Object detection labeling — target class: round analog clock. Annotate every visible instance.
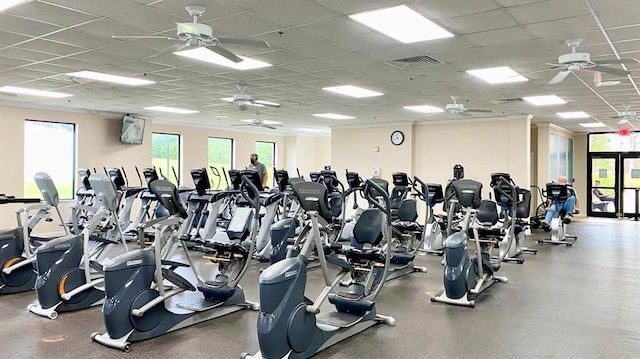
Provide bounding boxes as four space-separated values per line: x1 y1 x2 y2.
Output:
390 130 404 146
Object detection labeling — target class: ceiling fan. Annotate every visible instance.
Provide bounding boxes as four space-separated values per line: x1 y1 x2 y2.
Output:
608 106 639 124
528 39 636 85
111 5 270 63
445 96 493 117
230 112 282 130
223 82 281 110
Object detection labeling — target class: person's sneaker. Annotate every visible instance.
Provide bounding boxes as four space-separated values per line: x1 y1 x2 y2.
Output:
563 217 572 225
541 221 551 232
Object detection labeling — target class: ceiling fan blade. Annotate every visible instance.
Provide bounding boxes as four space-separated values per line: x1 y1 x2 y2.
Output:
254 100 281 108
548 70 571 84
112 35 175 40
520 68 561 76
592 65 630 77
216 37 270 49
545 63 565 67
597 58 639 65
230 124 250 127
262 125 277 130
466 109 493 113
206 45 243 63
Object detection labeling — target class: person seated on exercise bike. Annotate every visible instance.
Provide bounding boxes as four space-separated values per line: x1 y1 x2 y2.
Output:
540 175 579 231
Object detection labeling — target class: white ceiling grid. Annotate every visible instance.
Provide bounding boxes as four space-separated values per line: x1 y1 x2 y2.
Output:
0 0 637 133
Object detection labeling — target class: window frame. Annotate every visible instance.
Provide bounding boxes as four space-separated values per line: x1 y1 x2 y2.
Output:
151 132 182 184
207 136 235 190
255 141 276 187
24 119 77 200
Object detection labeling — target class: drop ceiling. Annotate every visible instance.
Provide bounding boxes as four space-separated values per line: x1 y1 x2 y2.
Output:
0 0 639 134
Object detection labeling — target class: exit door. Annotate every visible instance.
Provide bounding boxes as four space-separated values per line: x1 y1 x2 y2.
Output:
588 153 640 218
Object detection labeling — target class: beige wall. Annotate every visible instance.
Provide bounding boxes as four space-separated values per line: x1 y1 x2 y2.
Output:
315 136 331 171
331 119 531 217
0 105 151 230
331 124 413 182
413 118 531 199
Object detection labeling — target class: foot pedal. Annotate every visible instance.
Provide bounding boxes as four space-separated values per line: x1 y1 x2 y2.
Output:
89 260 104 274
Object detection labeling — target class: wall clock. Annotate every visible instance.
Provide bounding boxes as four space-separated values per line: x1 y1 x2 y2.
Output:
391 130 404 146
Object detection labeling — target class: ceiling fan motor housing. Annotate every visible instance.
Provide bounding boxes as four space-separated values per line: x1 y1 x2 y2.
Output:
445 103 464 113
558 52 591 64
177 23 213 41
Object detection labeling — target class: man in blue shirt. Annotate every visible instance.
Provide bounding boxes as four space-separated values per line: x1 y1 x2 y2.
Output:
541 175 580 231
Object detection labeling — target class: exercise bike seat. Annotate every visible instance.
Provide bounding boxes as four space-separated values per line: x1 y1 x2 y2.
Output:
161 268 196 291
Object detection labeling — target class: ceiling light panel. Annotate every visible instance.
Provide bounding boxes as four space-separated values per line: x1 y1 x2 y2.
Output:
579 122 607 128
349 5 454 43
557 111 590 119
174 47 271 70
0 0 30 13
466 66 528 84
403 105 444 113
66 71 155 86
322 85 383 98
313 113 356 120
144 106 199 114
0 86 72 98
522 95 567 106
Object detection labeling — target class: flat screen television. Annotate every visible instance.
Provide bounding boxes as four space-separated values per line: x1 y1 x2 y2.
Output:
120 115 145 145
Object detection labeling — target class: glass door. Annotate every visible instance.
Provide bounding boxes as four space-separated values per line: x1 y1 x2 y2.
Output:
621 154 640 219
588 155 618 217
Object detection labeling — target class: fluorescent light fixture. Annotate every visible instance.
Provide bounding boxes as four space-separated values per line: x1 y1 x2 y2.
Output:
295 128 325 133
0 0 30 12
579 122 607 128
557 111 590 119
403 104 444 114
466 66 528 84
313 113 356 120
241 119 281 125
254 100 281 107
220 97 234 102
144 106 199 114
66 70 155 86
0 86 72 98
522 95 567 106
349 5 454 43
322 85 383 98
174 47 271 70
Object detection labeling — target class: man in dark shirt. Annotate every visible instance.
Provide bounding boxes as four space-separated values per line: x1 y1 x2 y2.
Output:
248 153 268 188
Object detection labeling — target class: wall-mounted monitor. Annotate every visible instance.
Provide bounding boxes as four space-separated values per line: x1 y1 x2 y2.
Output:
120 115 145 145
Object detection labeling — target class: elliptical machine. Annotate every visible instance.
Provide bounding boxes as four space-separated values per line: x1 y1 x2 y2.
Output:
242 179 395 359
489 173 537 263
537 183 578 247
91 175 261 352
0 173 66 294
27 174 129 319
419 181 446 256
430 178 515 308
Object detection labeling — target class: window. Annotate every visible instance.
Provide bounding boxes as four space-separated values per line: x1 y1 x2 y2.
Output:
152 133 181 185
208 137 234 190
255 141 276 187
549 132 573 182
24 120 76 199
589 132 640 152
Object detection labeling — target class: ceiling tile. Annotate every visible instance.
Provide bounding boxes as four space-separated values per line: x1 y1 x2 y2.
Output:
0 17 59 44
1 47 57 62
202 12 282 38
412 0 500 20
43 29 120 50
525 15 598 38
252 0 339 27
6 1 98 27
41 0 144 17
311 0 407 15
464 26 534 46
111 5 181 32
19 39 86 56
438 9 518 34
151 1 243 19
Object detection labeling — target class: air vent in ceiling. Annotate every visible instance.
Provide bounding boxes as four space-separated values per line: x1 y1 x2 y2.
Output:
490 98 524 105
391 54 442 65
